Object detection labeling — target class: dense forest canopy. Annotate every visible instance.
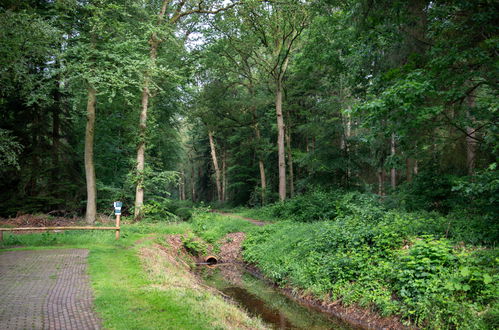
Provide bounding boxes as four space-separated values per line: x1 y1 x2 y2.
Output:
0 0 497 222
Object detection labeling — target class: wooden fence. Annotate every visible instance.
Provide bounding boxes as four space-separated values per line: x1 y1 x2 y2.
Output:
0 215 121 241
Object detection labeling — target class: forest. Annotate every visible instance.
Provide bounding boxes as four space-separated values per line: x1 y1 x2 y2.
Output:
0 0 498 328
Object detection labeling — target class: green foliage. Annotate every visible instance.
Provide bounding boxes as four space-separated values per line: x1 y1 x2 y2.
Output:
248 189 385 223
141 198 178 223
175 207 193 221
451 164 499 222
190 212 256 244
181 232 207 256
0 129 22 171
243 217 498 328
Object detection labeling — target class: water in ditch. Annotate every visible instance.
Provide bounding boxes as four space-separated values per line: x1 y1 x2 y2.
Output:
197 264 354 330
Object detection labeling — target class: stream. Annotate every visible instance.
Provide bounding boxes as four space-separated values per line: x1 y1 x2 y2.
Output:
196 264 354 330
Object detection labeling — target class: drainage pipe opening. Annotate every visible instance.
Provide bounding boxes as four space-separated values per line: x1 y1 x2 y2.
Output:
205 256 218 266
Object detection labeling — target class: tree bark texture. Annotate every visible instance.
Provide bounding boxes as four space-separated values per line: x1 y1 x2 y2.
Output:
466 93 478 176
84 86 97 224
134 79 150 220
208 131 222 202
276 81 286 201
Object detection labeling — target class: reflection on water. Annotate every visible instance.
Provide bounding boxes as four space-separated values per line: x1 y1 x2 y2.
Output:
198 265 352 330
222 286 297 329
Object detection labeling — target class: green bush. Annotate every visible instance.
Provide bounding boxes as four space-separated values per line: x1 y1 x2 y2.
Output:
248 190 384 223
141 199 178 222
140 198 195 222
175 207 193 221
181 233 207 256
242 216 498 328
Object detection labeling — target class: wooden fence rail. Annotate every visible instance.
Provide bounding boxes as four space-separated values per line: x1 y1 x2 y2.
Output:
0 215 121 241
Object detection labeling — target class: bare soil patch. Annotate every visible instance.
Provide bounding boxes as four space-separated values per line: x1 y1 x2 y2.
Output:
0 214 80 228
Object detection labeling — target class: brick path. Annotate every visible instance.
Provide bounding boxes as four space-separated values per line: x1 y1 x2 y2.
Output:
0 249 101 329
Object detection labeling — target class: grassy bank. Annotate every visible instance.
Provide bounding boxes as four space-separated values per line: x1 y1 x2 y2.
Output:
0 220 265 329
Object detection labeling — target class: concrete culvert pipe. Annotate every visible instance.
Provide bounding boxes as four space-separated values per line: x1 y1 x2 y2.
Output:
205 256 218 266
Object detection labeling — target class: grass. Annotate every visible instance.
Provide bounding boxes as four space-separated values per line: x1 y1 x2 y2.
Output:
190 212 258 243
0 220 266 329
223 208 277 223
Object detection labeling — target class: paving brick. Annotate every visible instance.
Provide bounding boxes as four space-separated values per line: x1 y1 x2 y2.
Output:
0 249 101 329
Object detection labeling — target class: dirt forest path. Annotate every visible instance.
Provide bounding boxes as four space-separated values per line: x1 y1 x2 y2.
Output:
0 249 101 330
211 211 269 226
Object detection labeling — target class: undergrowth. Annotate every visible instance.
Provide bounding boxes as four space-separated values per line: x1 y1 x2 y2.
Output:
235 190 499 329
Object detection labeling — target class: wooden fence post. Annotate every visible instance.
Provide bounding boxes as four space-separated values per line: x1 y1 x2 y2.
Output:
115 214 120 240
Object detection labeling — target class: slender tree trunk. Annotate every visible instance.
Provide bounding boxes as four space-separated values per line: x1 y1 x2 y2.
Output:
378 168 386 196
276 80 286 201
255 137 266 202
134 79 150 220
179 171 185 201
134 0 168 221
84 86 97 224
191 165 196 202
390 133 397 189
406 158 413 183
208 131 222 202
182 172 186 201
252 111 267 204
466 93 477 176
414 160 419 176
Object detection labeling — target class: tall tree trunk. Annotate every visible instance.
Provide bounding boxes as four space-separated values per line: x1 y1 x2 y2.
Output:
276 80 286 201
134 0 168 221
414 160 419 176
84 86 97 224
253 111 267 204
378 168 386 196
182 172 186 201
390 133 397 189
466 93 477 176
191 165 196 202
250 109 267 205
208 131 222 202
179 171 186 201
134 79 150 220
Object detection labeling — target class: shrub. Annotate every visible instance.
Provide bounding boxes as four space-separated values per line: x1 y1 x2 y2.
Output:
181 233 207 256
175 207 193 221
250 189 384 223
242 218 498 328
141 199 178 222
